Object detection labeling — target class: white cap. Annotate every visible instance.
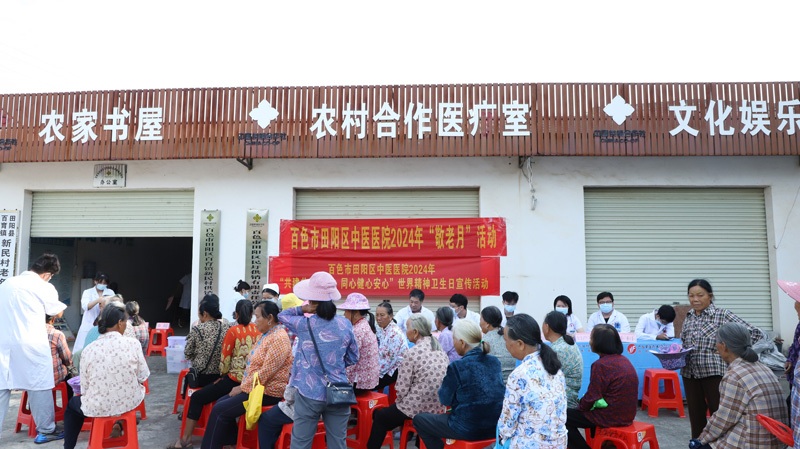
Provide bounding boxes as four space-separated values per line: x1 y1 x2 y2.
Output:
262 283 280 295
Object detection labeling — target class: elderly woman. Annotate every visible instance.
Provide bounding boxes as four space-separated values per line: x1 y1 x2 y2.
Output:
171 295 231 448
339 293 380 393
566 324 638 449
682 279 766 438
435 306 460 363
688 323 788 449
499 314 567 448
279 272 358 449
479 306 515 382
123 300 149 352
413 320 505 449
374 301 408 392
367 314 449 449
63 302 150 449
201 301 292 449
543 310 583 408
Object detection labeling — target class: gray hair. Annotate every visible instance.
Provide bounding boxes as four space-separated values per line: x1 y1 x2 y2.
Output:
453 320 489 354
408 314 441 351
716 322 758 362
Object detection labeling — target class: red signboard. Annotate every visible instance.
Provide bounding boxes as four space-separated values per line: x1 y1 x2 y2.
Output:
269 256 500 296
279 218 506 258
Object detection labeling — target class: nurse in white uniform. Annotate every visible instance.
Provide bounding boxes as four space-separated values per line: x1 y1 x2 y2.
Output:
0 254 67 442
221 279 250 323
73 272 115 353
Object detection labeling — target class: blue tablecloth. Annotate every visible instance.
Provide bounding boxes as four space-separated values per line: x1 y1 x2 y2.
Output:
576 339 685 400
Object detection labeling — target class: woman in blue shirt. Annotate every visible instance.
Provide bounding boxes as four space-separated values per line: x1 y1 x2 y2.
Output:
413 320 505 449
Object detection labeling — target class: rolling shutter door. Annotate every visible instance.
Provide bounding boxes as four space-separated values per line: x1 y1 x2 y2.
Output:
31 190 194 237
295 189 480 312
584 188 772 330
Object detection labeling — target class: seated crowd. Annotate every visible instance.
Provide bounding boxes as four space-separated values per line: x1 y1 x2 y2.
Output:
4 255 793 449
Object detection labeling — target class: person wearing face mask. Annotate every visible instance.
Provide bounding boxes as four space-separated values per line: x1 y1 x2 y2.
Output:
554 295 584 335
221 280 250 324
261 283 280 307
73 272 116 354
635 305 676 340
586 292 630 333
448 294 481 326
499 291 518 327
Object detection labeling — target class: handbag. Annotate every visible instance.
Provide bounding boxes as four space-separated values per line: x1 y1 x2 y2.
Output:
306 319 357 406
184 321 224 394
242 375 264 430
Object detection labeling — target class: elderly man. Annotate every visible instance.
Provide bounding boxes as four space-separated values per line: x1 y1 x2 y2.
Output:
0 254 66 443
395 289 436 333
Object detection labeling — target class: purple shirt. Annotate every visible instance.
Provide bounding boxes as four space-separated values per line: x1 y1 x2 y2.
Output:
279 307 359 402
438 327 461 363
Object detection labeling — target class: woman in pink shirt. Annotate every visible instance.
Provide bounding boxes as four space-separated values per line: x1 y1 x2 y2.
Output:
339 293 380 393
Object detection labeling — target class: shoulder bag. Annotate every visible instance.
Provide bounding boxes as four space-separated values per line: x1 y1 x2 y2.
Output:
306 318 357 406
185 321 224 393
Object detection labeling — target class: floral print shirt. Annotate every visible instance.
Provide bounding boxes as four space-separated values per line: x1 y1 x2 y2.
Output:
551 337 583 408
499 351 567 449
220 323 259 383
376 322 407 377
80 332 150 417
395 336 449 418
242 326 293 397
346 317 380 390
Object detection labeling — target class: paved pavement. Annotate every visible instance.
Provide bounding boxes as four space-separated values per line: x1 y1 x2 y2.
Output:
1 354 789 449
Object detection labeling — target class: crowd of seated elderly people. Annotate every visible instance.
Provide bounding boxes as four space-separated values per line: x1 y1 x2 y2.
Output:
6 259 794 449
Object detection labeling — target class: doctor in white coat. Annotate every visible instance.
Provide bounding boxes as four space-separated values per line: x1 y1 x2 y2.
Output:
0 253 67 442
72 272 115 353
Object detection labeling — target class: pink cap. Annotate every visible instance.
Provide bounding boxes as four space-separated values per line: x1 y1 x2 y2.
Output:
778 280 800 303
337 293 370 310
293 271 341 302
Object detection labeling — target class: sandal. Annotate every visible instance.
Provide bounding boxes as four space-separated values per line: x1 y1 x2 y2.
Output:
167 440 193 449
109 421 124 439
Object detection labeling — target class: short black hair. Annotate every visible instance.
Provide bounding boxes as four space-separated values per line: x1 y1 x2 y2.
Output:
596 292 614 303
657 305 676 323
199 294 222 319
591 324 623 355
409 289 425 301
30 253 60 275
449 294 468 308
234 280 251 292
554 295 573 315
501 291 519 304
255 300 280 323
315 301 337 320
94 272 110 283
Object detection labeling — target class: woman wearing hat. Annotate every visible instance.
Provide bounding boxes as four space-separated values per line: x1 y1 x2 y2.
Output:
261 283 281 306
278 272 358 449
691 323 788 449
777 279 800 445
339 293 380 393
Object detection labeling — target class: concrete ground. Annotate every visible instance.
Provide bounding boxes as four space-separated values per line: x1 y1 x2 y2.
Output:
1 355 790 449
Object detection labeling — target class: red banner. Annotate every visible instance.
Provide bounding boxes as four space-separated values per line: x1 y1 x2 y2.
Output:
269 256 500 296
279 218 506 258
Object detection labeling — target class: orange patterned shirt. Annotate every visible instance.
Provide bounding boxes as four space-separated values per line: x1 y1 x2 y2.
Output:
241 326 293 398
220 323 259 383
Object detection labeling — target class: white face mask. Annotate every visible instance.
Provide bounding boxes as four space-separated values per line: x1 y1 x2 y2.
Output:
555 306 569 315
96 284 107 291
504 304 517 314
599 303 613 314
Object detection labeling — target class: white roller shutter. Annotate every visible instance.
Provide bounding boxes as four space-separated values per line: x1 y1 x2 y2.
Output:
31 190 194 237
584 188 772 330
295 189 479 219
295 189 481 311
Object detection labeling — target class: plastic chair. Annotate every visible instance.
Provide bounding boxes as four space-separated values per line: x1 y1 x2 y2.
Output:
15 382 70 438
147 327 172 356
235 405 274 449
756 414 793 447
275 421 327 449
443 438 496 449
584 421 659 449
173 368 190 414
180 388 215 437
144 379 150 395
87 409 139 449
347 391 389 449
641 368 685 418
398 419 427 449
133 398 147 420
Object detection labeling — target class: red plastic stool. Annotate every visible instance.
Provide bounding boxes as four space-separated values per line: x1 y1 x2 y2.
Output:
15 383 70 438
53 381 69 423
641 369 685 418
584 421 659 449
235 405 274 449
180 388 215 438
399 419 427 449
87 409 139 449
757 414 793 447
173 368 190 414
146 327 172 356
347 391 389 449
275 421 327 449
443 438 496 449
144 379 150 395
133 398 147 420
388 383 397 404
